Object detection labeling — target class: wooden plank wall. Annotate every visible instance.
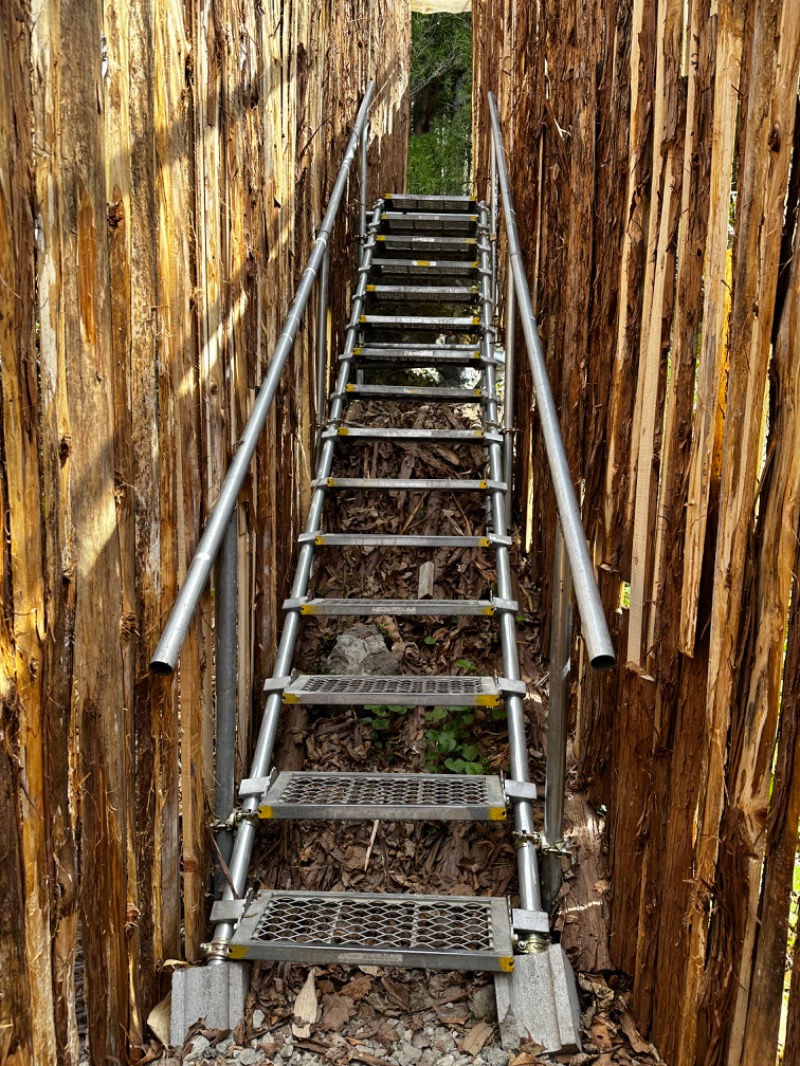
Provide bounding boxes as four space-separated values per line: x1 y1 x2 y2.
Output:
473 0 800 1062
0 2 410 1063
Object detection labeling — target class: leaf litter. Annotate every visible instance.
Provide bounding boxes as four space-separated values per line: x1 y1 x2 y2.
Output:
149 400 663 1065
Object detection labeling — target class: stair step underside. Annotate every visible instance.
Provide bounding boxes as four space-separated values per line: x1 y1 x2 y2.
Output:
381 211 478 234
371 258 478 275
343 384 483 402
312 477 505 492
384 193 477 213
299 533 509 548
375 235 477 256
323 426 499 443
347 349 487 367
278 674 504 707
360 314 480 330
228 890 515 971
255 771 507 821
366 284 477 301
284 597 515 617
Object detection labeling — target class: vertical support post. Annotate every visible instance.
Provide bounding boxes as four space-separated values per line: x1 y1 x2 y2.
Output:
214 509 238 897
315 244 330 434
360 121 369 245
542 519 571 912
503 249 516 528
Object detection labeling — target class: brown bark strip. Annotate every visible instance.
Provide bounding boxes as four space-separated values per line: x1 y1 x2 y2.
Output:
680 1 800 1061
678 0 745 657
0 4 56 1061
740 545 800 1064
58 0 130 1055
626 0 684 668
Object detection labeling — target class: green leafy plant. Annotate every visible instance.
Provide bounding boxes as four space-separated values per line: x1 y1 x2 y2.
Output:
425 706 486 774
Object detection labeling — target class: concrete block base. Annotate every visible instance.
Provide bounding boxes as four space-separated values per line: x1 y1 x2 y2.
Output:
494 945 582 1053
170 961 249 1046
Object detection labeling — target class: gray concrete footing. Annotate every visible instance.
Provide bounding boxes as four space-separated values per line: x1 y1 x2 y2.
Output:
494 944 582 1053
170 961 249 1046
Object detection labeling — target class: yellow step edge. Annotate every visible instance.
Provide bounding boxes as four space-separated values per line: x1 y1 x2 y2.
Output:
489 807 507 822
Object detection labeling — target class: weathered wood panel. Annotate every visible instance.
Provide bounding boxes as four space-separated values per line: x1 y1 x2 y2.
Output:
3 2 410 1060
474 0 800 1059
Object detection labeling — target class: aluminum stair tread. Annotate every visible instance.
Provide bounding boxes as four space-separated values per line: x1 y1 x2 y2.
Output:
366 284 477 300
384 193 477 213
300 533 509 548
371 258 478 275
228 889 514 971
313 477 505 492
255 770 507 821
278 673 503 706
323 426 499 443
285 597 513 617
348 349 486 367
343 384 483 401
360 314 480 329
375 235 478 255
381 211 478 234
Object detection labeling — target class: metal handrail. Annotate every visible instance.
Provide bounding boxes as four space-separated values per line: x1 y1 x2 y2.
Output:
488 92 615 672
151 81 376 676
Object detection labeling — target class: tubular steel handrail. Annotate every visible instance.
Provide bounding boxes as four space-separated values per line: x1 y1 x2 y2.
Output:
150 80 376 676
487 92 615 673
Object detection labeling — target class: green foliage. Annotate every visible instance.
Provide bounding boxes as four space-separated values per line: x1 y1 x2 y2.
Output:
407 12 472 196
425 705 485 774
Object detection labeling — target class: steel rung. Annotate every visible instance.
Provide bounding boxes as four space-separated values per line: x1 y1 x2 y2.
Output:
228 890 514 971
283 596 504 617
322 427 502 444
311 477 506 492
341 384 483 402
256 771 507 822
277 673 503 707
298 532 510 548
360 314 480 329
366 284 477 300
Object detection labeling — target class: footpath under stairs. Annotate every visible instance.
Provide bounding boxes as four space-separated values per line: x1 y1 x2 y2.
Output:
200 193 582 1052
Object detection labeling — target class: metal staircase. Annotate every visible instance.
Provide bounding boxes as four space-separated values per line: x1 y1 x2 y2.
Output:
153 84 615 1054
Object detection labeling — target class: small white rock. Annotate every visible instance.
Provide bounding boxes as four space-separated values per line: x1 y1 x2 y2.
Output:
252 1008 266 1030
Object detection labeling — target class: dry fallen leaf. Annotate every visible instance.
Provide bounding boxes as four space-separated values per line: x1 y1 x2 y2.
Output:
320 992 354 1031
292 969 318 1039
620 1008 652 1053
145 992 171 1045
459 1021 494 1057
590 1015 615 1051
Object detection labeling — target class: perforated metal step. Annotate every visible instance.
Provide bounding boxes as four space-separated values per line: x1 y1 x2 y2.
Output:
279 674 503 707
348 347 486 367
228 890 514 971
375 235 477 257
372 258 478 276
384 193 477 213
299 533 509 549
284 596 515 617
342 383 483 402
360 313 480 330
313 477 505 493
381 211 478 234
323 426 500 444
367 284 477 303
254 771 507 821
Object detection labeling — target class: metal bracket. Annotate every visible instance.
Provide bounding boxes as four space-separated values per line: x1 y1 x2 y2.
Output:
238 769 277 799
263 674 293 693
283 597 308 612
209 897 248 924
497 677 527 702
491 597 519 614
512 908 550 937
208 808 259 832
504 779 538 802
489 534 513 548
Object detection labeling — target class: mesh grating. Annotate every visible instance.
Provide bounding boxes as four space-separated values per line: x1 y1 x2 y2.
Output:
252 895 496 953
278 773 492 808
300 675 488 696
